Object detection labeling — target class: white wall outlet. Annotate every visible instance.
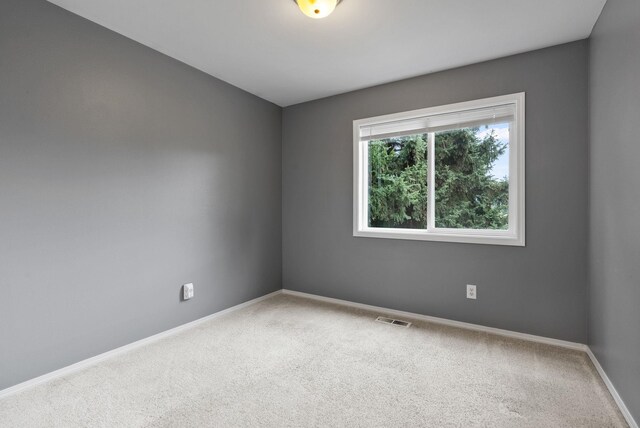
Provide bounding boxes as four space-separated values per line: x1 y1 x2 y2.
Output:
466 284 477 300
183 283 194 300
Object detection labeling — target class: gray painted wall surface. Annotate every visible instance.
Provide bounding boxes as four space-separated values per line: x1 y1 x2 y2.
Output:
283 42 589 343
589 0 640 420
0 0 282 389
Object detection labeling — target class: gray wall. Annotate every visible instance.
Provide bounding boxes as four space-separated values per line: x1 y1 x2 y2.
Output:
0 0 282 390
589 0 640 420
283 41 589 343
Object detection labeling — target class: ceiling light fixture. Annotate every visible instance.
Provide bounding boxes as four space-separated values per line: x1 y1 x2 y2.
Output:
294 0 342 19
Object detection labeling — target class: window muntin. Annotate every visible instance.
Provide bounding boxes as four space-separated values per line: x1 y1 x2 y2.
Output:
354 93 525 246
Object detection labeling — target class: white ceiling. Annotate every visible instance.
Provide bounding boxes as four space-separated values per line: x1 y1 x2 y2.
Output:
48 0 606 107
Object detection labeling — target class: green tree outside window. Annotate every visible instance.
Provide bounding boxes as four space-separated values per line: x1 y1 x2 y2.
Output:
368 127 509 230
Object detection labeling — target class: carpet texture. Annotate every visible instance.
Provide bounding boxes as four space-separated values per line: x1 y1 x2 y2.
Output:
0 294 627 427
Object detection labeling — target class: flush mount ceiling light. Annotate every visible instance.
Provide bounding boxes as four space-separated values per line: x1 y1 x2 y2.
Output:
294 0 342 19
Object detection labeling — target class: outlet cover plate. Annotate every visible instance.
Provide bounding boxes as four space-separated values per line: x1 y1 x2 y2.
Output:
183 283 194 300
467 284 477 300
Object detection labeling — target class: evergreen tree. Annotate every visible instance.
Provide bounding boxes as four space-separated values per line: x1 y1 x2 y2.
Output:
368 127 508 230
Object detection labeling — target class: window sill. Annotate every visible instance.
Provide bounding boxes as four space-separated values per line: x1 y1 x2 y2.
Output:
353 228 525 246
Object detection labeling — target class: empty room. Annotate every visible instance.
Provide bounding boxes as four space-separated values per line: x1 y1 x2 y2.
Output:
1 0 639 426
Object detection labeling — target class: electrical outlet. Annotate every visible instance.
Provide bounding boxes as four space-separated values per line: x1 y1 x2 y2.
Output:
466 284 477 300
183 283 194 300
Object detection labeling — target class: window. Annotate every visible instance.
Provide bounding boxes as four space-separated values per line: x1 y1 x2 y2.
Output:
353 93 525 246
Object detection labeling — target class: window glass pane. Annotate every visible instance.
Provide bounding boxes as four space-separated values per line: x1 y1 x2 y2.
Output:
434 123 510 230
368 134 428 229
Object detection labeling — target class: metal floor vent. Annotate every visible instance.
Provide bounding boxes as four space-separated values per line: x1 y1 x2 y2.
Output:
375 316 412 328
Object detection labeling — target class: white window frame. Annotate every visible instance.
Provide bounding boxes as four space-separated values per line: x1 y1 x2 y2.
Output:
353 93 525 246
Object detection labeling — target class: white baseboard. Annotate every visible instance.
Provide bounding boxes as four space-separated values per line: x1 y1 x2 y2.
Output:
282 289 587 351
586 348 638 428
2 287 636 428
282 289 637 428
0 290 282 400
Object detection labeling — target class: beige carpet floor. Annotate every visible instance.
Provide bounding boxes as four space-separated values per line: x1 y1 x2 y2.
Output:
0 294 628 427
